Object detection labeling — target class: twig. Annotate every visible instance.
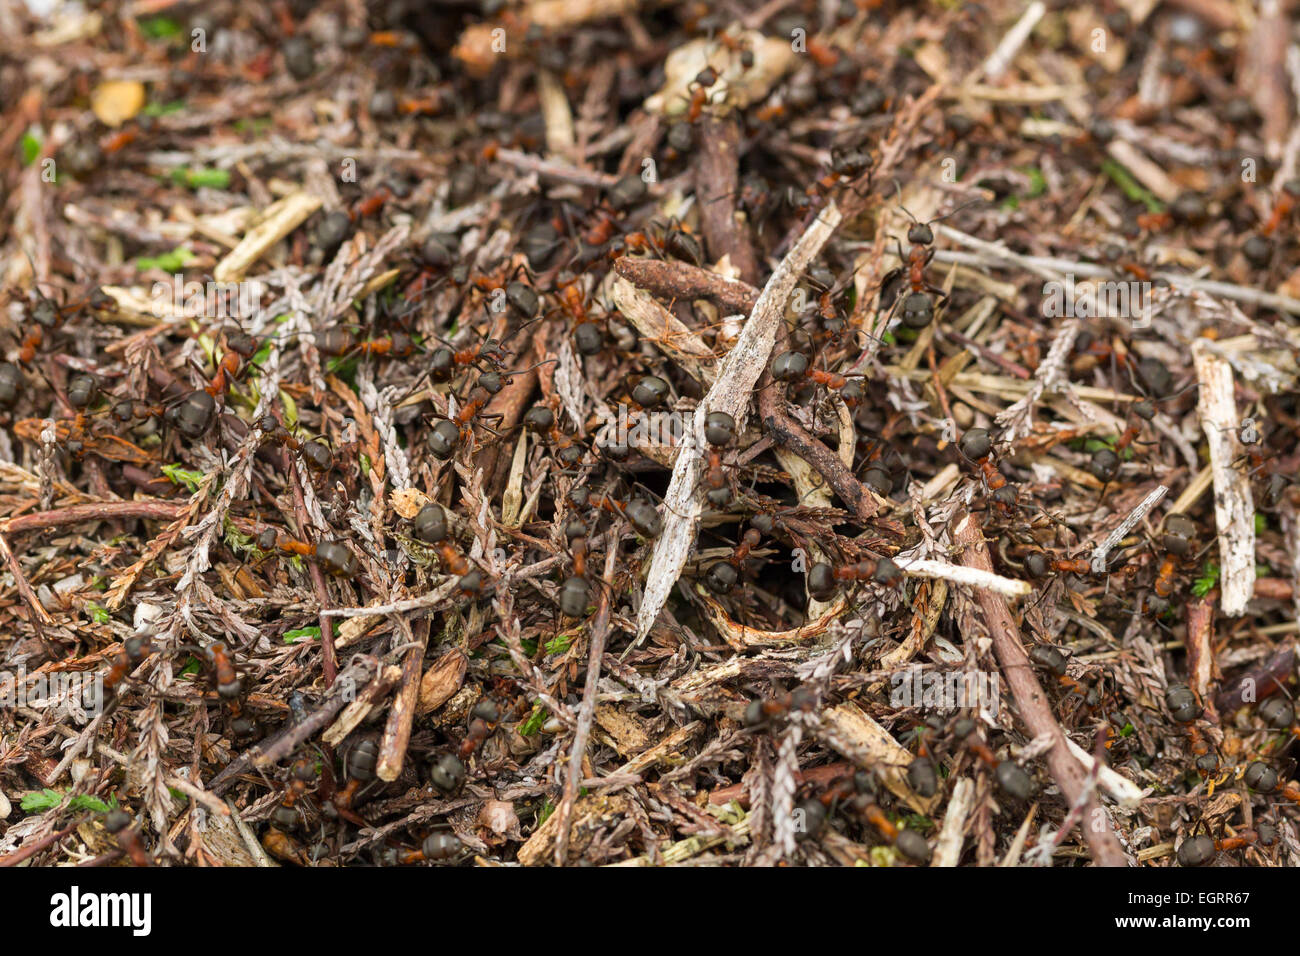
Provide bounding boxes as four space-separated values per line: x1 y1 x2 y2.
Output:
376 617 430 782
554 543 618 865
613 256 760 314
2 500 186 534
1089 485 1168 574
954 510 1127 867
1192 339 1255 615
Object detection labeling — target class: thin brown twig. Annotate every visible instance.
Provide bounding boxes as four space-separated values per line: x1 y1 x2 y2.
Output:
954 509 1128 868
554 540 619 865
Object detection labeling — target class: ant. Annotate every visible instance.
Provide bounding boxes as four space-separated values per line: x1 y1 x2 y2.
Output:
1256 693 1300 736
1028 644 1104 716
428 337 511 384
1150 513 1199 609
770 350 866 407
1235 426 1293 510
350 184 393 222
1177 823 1279 867
427 698 506 794
103 810 153 867
257 531 362 578
1165 684 1220 778
270 756 321 830
702 527 762 595
316 328 417 361
458 698 505 761
567 485 663 539
741 686 816 729
558 520 591 618
379 832 464 865
410 502 484 594
803 772 932 863
881 202 964 331
952 718 1038 801
807 147 872 202
702 410 737 508
1261 178 1300 237
426 370 510 460
807 555 903 601
523 403 587 469
957 426 1018 515
258 414 333 472
685 66 719 123
97 633 154 707
556 274 605 356
204 327 259 399
1086 399 1157 485
328 735 379 825
184 640 260 741
16 284 102 366
466 262 542 323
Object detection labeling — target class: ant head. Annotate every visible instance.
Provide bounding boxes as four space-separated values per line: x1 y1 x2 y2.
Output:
906 222 934 246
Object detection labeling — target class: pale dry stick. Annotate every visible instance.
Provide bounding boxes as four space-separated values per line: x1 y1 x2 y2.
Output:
933 238 1300 315
1192 340 1255 616
213 191 321 282
164 775 230 820
931 776 976 867
554 543 619 866
954 510 1127 867
1284 499 1300 626
287 452 337 686
376 616 430 782
893 557 1031 599
320 577 460 618
1089 485 1168 574
1062 737 1145 808
322 664 402 747
632 200 845 649
976 1 1046 81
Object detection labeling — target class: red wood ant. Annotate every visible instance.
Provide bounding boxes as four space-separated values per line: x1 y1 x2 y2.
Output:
380 832 464 865
807 556 903 600
953 718 1037 801
559 521 590 617
1261 179 1300 237
702 410 736 507
1177 823 1278 866
884 197 981 330
103 810 152 867
1151 513 1198 604
1164 684 1220 778
957 426 1018 514
567 485 663 539
315 328 417 360
702 527 762 595
99 634 154 703
770 351 865 407
258 414 333 472
270 756 320 830
523 403 587 469
258 531 362 578
742 686 816 729
685 66 719 122
410 502 484 594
